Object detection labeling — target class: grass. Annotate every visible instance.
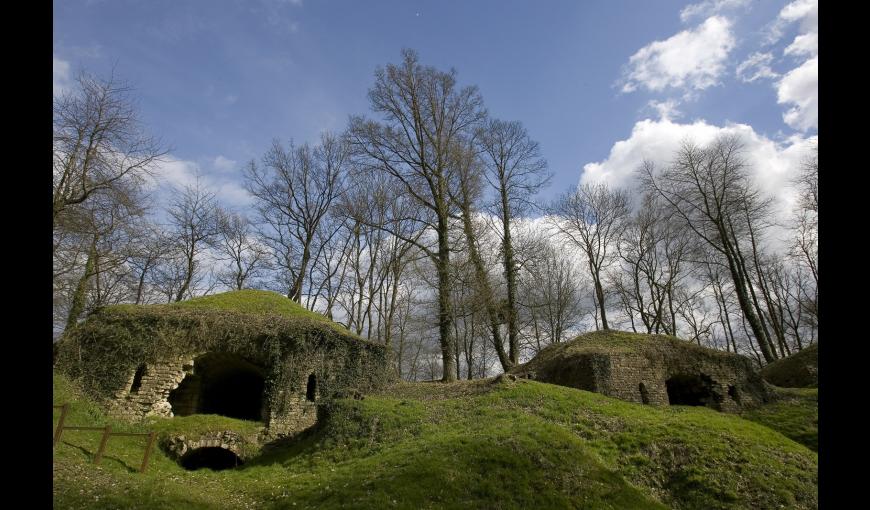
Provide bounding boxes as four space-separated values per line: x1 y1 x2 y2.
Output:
104 289 338 326
168 290 331 322
53 372 817 509
741 387 818 451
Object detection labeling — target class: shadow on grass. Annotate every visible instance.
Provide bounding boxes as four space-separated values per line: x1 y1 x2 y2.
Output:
57 441 141 473
240 426 324 469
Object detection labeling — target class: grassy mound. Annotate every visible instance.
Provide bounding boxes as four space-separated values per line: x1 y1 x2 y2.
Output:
54 371 817 509
741 387 818 451
761 344 818 388
168 290 333 322
517 330 746 369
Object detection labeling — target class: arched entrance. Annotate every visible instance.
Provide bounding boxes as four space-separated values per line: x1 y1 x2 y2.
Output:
180 447 243 471
665 373 722 410
168 352 266 421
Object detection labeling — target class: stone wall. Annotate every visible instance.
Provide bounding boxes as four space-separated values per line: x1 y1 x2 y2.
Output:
107 355 194 421
590 351 765 412
104 336 387 438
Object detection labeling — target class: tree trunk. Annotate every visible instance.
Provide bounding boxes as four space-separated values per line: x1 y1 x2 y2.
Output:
437 216 457 382
65 237 97 331
592 271 609 330
499 195 520 365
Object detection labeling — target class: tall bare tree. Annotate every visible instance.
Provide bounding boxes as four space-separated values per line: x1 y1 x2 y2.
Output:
347 49 486 381
53 72 165 229
449 140 512 371
166 180 221 302
477 118 551 365
550 182 630 330
641 136 779 362
214 210 269 291
517 233 587 353
245 132 348 303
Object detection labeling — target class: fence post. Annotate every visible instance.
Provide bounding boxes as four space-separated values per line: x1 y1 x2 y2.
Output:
93 425 112 465
140 432 157 473
53 404 69 448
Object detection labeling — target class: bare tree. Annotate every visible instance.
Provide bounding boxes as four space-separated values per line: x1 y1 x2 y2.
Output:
640 136 779 362
53 71 166 229
166 180 221 302
449 140 512 371
477 118 551 365
612 192 694 335
214 210 269 291
550 182 630 330
517 233 587 353
245 132 348 303
125 222 171 304
347 49 486 381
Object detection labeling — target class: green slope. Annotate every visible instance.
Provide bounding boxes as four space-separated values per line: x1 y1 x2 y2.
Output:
53 372 817 509
741 386 818 451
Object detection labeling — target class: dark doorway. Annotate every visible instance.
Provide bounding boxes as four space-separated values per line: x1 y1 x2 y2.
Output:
306 374 317 402
665 373 721 409
168 353 266 421
180 447 242 471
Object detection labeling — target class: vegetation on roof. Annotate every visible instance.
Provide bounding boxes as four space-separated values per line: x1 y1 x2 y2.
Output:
761 344 818 388
54 371 817 509
515 330 750 374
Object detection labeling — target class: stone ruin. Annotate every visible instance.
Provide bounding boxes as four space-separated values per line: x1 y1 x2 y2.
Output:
512 330 770 412
54 291 391 468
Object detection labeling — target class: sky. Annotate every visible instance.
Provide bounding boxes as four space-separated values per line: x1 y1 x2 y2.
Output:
53 0 817 227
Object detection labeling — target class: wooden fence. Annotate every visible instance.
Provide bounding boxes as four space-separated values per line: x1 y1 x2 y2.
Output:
52 403 157 473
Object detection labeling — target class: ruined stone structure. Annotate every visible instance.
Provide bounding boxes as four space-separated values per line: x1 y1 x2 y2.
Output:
55 291 392 439
512 330 770 412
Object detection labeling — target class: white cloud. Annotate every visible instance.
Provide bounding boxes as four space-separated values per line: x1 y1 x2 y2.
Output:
579 118 817 250
779 0 818 30
212 155 238 173
783 31 817 58
647 99 682 121
777 56 818 132
152 156 253 208
679 0 750 23
765 0 818 46
755 0 817 133
53 57 71 97
736 52 779 83
620 16 735 94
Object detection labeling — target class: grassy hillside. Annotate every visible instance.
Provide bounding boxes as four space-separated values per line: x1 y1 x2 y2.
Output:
53 372 817 509
741 387 818 451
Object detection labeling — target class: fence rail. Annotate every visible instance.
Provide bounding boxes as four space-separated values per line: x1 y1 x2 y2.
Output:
52 403 157 473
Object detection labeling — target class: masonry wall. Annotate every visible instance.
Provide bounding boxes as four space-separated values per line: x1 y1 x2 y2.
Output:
516 340 769 413
104 334 389 437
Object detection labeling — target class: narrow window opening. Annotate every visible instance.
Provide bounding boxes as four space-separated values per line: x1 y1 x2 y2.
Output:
639 382 650 404
130 364 147 394
306 374 317 402
728 385 741 405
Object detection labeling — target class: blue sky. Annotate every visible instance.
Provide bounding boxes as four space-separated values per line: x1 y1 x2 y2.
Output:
54 0 817 216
